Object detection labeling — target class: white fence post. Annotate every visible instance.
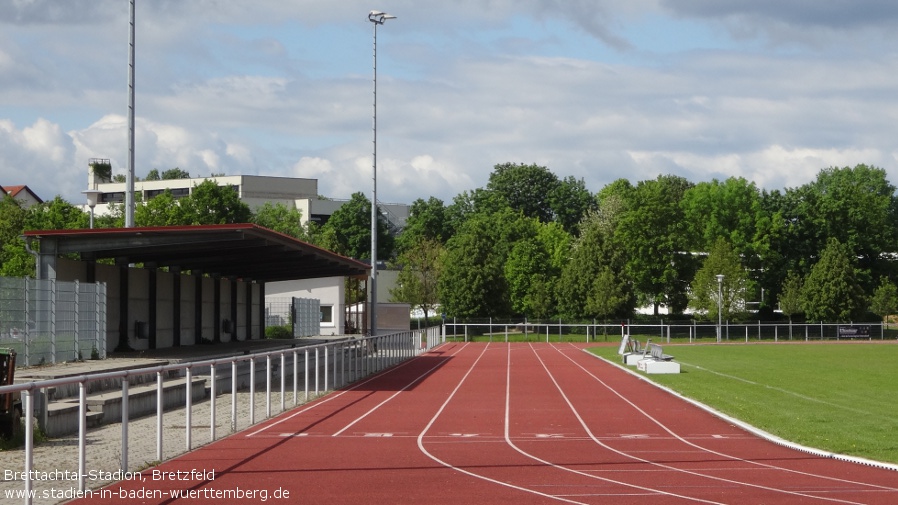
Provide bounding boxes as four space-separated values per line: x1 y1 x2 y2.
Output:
23 389 33 505
78 381 86 492
156 370 164 461
210 364 217 442
121 377 129 471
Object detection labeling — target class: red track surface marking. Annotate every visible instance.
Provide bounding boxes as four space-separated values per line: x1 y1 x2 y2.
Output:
65 342 898 505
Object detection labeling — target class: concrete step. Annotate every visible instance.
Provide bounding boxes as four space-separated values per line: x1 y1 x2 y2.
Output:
42 376 206 437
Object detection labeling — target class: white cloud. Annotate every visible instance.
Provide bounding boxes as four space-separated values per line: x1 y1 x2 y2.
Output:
628 145 889 190
5 1 898 208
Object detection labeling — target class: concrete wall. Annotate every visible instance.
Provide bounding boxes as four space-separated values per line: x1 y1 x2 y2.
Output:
54 258 263 351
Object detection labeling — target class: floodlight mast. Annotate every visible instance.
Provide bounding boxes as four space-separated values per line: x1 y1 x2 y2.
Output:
126 0 136 228
368 10 395 337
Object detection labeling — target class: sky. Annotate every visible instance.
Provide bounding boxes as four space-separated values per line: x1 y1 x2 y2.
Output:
4 0 898 207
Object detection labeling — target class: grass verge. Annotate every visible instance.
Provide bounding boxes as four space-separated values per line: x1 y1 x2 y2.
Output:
588 342 898 464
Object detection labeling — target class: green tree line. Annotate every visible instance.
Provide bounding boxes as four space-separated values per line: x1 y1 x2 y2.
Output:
394 163 898 324
3 164 898 324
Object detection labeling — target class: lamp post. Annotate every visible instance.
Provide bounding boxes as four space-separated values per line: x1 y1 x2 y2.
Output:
368 10 395 337
82 189 102 229
716 274 724 342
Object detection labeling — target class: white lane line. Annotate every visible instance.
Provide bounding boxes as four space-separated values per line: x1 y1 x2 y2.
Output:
416 343 592 505
244 345 452 438
564 343 898 479
504 344 727 505
331 355 452 437
546 344 887 502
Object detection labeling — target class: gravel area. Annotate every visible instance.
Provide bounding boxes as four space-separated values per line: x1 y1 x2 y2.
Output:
0 388 326 505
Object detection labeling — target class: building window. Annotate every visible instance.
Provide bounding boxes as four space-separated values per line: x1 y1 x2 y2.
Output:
320 305 333 326
146 188 190 200
100 192 125 203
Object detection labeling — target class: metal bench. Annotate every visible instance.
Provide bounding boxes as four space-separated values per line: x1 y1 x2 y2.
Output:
645 343 674 361
619 335 646 365
636 342 680 374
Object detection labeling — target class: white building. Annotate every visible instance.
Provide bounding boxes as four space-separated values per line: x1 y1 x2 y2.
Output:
85 165 408 231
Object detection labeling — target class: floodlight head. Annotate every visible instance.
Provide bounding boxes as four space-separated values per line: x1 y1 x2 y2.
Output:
368 10 396 24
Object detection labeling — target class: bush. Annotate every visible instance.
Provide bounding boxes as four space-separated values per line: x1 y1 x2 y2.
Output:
265 325 293 339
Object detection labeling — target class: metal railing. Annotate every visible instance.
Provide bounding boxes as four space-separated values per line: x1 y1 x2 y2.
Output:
441 319 890 343
1 327 443 505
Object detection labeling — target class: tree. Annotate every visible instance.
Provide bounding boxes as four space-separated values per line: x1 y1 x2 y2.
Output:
617 174 694 314
396 197 447 253
557 201 632 319
779 271 804 322
689 238 748 321
781 165 898 288
439 215 509 317
585 266 630 321
681 177 770 260
135 189 185 227
252 202 306 240
549 176 595 235
444 188 508 239
26 196 89 231
801 239 867 322
682 177 785 312
504 220 570 318
438 205 532 317
0 195 30 276
179 180 252 225
869 277 898 327
390 238 443 321
162 168 191 180
0 197 90 277
147 167 190 180
321 192 394 260
486 162 560 223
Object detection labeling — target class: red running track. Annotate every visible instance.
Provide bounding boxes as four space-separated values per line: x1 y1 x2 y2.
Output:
68 342 898 504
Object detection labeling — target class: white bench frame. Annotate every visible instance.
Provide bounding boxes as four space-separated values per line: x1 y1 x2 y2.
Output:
645 342 674 361
636 342 680 374
618 335 645 365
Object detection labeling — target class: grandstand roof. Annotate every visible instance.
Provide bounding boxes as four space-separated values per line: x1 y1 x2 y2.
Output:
23 223 369 282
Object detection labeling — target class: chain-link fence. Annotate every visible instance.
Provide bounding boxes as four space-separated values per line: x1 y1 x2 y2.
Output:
0 277 107 367
264 298 292 328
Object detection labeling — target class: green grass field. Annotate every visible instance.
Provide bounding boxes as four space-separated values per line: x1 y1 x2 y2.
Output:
588 342 898 465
